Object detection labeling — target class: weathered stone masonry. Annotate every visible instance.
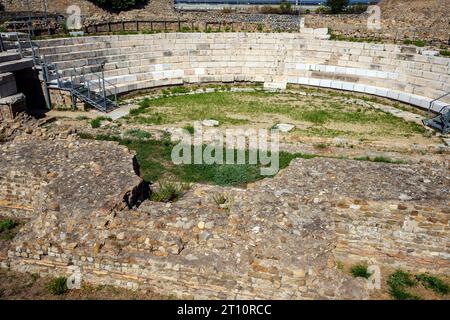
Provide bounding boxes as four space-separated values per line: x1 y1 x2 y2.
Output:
1 137 448 298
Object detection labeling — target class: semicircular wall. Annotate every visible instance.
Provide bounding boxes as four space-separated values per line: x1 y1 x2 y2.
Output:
37 33 450 112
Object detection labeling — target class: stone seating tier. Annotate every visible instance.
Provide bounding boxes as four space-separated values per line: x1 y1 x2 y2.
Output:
36 33 450 113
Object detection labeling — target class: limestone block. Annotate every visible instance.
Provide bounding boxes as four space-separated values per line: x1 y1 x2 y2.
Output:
0 72 17 98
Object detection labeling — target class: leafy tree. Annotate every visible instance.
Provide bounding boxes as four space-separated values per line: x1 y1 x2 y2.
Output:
325 0 349 14
279 0 292 14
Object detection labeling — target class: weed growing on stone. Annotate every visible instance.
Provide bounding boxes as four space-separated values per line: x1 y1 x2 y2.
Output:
350 264 372 279
415 273 450 295
353 156 406 164
0 219 19 240
150 181 184 202
47 277 68 295
213 193 228 207
387 270 420 300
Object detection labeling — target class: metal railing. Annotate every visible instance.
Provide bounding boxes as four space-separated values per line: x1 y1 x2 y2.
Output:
69 66 118 112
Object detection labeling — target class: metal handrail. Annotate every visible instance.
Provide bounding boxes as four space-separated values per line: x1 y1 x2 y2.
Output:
428 91 450 117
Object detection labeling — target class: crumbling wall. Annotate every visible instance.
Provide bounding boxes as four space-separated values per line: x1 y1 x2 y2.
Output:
332 198 449 274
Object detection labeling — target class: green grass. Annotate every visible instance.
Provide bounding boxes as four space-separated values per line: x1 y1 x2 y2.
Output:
387 270 420 300
350 264 372 279
124 91 426 137
90 116 112 128
47 277 68 295
353 156 406 164
416 273 450 295
440 50 450 57
124 128 152 140
78 133 316 186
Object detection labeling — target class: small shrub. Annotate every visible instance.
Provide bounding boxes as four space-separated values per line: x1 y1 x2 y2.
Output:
387 270 420 300
48 277 68 295
336 261 344 270
439 50 450 57
75 115 89 120
414 40 427 47
150 181 184 202
257 23 264 32
279 0 292 14
325 0 349 14
350 263 372 279
416 273 449 295
403 39 413 45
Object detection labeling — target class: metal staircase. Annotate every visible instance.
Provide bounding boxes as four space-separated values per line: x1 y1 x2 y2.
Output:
43 64 118 113
1 29 118 113
423 92 450 134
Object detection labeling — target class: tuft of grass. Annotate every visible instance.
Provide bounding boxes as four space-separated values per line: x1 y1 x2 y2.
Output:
90 116 112 128
183 124 195 135
124 128 152 140
213 193 228 207
150 181 184 202
314 143 328 149
387 270 420 300
336 261 344 270
75 115 89 120
47 277 68 295
350 264 372 279
440 50 450 57
416 273 450 295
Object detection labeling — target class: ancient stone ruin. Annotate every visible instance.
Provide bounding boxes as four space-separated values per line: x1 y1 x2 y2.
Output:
0 12 449 300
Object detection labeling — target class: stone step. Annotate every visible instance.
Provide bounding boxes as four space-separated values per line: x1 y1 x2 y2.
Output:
0 51 22 63
0 58 33 73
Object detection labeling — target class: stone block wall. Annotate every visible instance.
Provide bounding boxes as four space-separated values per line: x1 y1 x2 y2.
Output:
0 169 46 219
36 33 450 112
332 198 449 274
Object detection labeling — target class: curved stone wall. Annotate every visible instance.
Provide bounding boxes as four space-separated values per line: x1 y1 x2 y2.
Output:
37 33 450 112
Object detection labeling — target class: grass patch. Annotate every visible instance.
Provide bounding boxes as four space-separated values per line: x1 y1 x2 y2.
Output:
78 132 316 186
124 128 152 140
354 156 406 164
350 264 372 279
440 50 450 57
90 116 112 128
387 270 420 300
124 91 427 138
416 273 450 295
47 277 68 295
0 219 19 240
